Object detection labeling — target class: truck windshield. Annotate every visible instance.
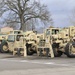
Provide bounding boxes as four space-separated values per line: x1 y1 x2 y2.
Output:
46 30 50 35
10 31 21 34
52 29 59 34
14 31 21 34
8 35 15 42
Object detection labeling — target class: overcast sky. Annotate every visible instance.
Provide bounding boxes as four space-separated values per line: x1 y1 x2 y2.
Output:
39 0 75 27
1 0 75 29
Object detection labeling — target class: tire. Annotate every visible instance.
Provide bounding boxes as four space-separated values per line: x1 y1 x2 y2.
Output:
53 48 63 57
17 48 21 56
65 42 75 58
0 42 9 53
27 47 34 55
26 43 34 55
52 43 63 57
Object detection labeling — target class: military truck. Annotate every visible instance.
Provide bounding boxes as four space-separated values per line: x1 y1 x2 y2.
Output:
37 27 59 58
51 26 75 57
8 33 26 56
0 32 27 57
23 31 38 55
0 30 24 53
39 26 75 58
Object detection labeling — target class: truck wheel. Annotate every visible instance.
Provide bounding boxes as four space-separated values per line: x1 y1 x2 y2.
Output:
52 43 63 57
26 43 34 55
0 43 9 53
17 48 21 56
27 47 34 55
65 43 75 58
53 48 63 57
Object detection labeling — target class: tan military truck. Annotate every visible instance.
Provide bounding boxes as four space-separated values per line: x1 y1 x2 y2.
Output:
0 32 27 56
51 26 75 57
41 26 75 58
0 30 26 54
23 31 38 55
7 33 27 56
37 27 59 57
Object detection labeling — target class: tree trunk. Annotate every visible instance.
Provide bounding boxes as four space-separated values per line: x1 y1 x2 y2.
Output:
20 15 26 31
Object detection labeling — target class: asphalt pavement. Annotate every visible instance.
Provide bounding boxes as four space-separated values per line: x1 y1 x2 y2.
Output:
0 53 75 75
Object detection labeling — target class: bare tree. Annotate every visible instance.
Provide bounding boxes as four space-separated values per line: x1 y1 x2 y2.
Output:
0 0 53 31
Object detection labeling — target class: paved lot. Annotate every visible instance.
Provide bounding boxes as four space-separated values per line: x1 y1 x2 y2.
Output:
0 53 75 75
